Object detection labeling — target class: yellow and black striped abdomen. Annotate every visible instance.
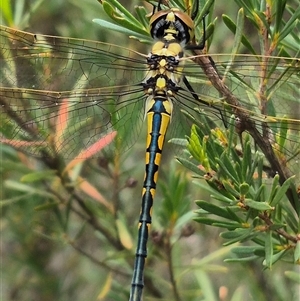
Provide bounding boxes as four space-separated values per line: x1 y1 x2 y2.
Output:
130 95 172 299
141 96 172 223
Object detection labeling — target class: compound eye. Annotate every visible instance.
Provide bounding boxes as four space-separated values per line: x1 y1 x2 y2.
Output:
173 10 194 32
149 10 169 28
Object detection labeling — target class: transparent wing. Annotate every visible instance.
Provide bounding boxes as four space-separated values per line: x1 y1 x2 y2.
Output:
1 25 299 180
0 25 148 157
175 54 299 180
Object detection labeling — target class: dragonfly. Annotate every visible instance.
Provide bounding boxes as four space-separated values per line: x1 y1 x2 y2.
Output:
1 0 299 300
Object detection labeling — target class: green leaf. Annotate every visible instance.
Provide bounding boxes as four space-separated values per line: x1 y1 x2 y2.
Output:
188 124 208 167
220 228 257 245
264 230 273 269
268 223 287 231
169 138 188 147
203 21 215 49
193 217 220 226
194 269 218 301
193 0 215 29
13 0 45 29
273 0 286 34
216 154 240 184
0 194 33 207
100 0 149 37
134 5 149 29
264 250 287 267
222 8 245 80
195 212 242 229
241 138 252 181
267 174 280 203
213 221 244 230
220 228 251 240
222 14 256 54
21 170 57 183
226 207 243 223
177 157 207 176
174 211 195 233
1 160 31 173
269 176 296 207
285 271 300 284
102 0 142 26
224 255 258 262
277 5 300 44
193 180 235 203
116 214 133 250
5 180 57 199
244 199 274 211
0 0 13 26
195 200 237 220
231 246 265 256
230 287 247 301
93 19 151 43
277 118 288 153
222 180 240 198
34 201 60 211
239 182 249 196
294 240 300 264
255 10 271 37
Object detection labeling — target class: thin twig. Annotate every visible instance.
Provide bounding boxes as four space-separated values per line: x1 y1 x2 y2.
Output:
69 239 129 277
166 232 181 301
258 212 297 243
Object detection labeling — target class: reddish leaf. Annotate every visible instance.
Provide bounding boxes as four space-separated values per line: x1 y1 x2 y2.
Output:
65 131 117 171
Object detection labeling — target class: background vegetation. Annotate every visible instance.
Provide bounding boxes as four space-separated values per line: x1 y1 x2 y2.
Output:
1 1 299 301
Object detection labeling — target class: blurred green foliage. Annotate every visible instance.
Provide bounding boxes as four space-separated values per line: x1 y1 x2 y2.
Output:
1 1 299 301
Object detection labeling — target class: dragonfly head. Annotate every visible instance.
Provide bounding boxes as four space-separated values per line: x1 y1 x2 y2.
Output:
149 8 195 45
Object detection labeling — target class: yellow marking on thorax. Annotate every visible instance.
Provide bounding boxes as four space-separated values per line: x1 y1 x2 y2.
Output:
151 40 182 57
156 77 166 90
158 59 166 74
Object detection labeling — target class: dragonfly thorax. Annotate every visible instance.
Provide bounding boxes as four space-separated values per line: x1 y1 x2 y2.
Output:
147 53 180 72
151 40 183 57
143 8 192 101
143 32 184 101
143 74 179 97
